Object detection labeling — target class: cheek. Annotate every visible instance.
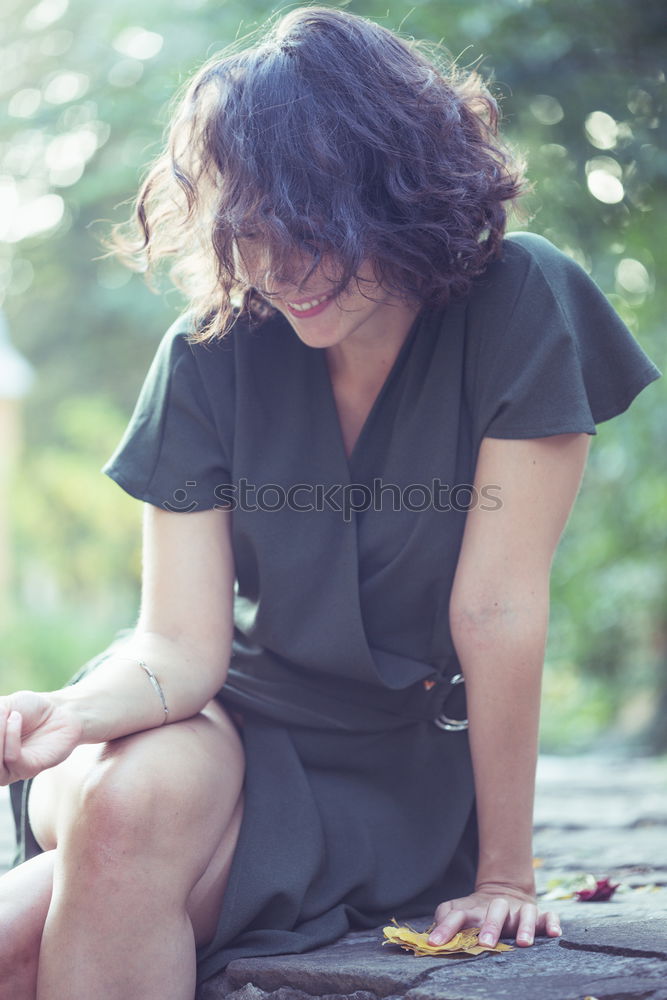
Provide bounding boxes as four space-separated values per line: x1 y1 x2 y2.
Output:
341 265 382 305
355 260 381 289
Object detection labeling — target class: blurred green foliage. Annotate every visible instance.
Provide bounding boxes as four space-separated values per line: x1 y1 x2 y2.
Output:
0 0 665 751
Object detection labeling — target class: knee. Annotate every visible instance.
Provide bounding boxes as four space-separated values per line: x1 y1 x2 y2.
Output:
71 745 176 856
61 711 244 867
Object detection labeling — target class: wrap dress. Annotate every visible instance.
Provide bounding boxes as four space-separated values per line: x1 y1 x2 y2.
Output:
11 231 662 985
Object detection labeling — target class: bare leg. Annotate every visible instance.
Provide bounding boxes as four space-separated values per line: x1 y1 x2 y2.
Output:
1 700 245 1000
0 851 54 999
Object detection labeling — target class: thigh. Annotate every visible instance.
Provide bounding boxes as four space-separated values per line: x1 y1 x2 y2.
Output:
28 699 245 946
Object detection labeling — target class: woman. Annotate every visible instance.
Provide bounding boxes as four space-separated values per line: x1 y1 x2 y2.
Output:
1 7 662 999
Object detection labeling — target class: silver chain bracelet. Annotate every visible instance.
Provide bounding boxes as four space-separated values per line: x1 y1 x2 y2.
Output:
116 656 170 725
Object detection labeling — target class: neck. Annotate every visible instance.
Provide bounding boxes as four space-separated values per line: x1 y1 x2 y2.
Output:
325 298 421 386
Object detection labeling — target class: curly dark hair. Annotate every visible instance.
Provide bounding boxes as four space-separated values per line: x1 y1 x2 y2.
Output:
104 5 529 342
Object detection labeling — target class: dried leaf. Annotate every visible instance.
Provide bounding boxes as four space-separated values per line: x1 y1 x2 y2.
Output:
540 873 596 901
540 888 576 901
382 918 514 958
575 877 621 902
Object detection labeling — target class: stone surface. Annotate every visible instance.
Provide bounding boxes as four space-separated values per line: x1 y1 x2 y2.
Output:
560 915 667 958
199 923 667 1000
2 753 667 999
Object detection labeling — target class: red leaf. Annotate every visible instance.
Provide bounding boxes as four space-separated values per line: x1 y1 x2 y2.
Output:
575 877 621 902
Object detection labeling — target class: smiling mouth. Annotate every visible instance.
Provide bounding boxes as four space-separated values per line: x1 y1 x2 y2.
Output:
284 292 336 317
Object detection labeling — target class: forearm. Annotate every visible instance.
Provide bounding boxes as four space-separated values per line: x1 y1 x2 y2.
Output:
49 629 230 744
451 590 549 894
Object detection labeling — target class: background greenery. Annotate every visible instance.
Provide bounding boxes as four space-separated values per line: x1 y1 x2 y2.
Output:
1 0 665 753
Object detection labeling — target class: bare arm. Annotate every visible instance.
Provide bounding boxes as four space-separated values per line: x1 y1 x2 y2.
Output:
449 432 591 890
1 503 235 781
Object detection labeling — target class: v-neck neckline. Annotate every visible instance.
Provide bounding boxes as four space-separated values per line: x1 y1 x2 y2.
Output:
317 309 423 476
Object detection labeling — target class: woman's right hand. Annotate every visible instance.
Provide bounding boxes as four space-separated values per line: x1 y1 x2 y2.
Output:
0 690 84 785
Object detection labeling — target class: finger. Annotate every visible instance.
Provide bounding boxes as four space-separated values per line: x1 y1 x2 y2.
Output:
536 909 563 938
427 907 469 945
4 711 23 766
0 705 9 785
0 706 9 785
433 899 455 924
515 902 538 946
478 898 510 947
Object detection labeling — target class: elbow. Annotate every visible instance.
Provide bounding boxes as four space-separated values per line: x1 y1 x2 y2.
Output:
449 584 550 650
186 637 233 698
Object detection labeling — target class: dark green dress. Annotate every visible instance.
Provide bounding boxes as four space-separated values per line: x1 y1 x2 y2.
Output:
11 232 662 985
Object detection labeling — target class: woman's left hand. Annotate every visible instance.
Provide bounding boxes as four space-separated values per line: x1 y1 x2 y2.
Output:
427 881 562 948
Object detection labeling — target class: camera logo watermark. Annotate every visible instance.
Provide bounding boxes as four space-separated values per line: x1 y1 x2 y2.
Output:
163 478 502 522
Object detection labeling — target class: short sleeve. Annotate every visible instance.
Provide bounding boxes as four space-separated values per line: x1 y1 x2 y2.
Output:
472 232 662 442
101 312 233 512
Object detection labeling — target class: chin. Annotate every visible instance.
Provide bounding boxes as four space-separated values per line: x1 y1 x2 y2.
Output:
293 325 345 348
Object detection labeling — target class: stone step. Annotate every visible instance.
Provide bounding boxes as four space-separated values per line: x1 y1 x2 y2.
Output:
199 916 667 1000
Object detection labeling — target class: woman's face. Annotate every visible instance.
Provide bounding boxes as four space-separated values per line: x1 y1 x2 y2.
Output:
233 236 414 349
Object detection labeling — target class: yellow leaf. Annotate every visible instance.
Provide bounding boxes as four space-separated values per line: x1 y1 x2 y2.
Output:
382 919 514 957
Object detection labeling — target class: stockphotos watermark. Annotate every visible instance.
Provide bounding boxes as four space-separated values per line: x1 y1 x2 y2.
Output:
162 478 503 522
